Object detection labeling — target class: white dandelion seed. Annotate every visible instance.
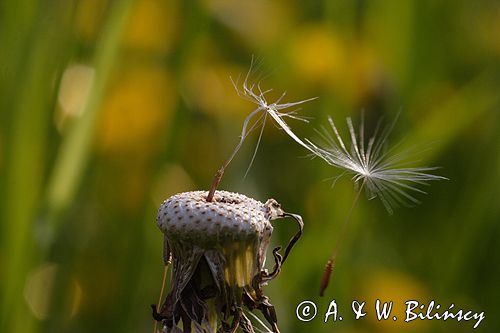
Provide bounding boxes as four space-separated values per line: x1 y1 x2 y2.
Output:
229 63 316 162
306 114 447 296
305 115 447 214
207 60 316 201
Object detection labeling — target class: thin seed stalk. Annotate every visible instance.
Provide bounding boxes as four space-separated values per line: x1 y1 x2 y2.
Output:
320 182 364 296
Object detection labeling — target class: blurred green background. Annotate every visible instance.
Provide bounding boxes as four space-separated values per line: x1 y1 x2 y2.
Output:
1 0 499 332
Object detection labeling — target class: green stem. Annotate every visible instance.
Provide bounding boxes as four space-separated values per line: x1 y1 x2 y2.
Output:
0 2 73 331
45 0 134 234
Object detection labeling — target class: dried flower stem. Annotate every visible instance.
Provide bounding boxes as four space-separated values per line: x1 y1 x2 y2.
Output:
153 264 170 333
319 183 364 296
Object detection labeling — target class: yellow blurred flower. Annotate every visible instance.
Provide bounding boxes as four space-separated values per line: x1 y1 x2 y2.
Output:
95 64 175 156
182 62 248 117
288 25 383 107
205 0 293 46
341 40 381 106
288 25 346 84
356 269 430 332
123 0 180 53
76 0 179 54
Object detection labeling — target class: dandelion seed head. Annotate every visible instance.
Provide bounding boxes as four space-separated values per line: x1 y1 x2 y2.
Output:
306 115 446 214
154 190 304 332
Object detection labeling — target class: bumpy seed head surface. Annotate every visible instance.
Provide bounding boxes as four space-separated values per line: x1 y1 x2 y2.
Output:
157 191 279 246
